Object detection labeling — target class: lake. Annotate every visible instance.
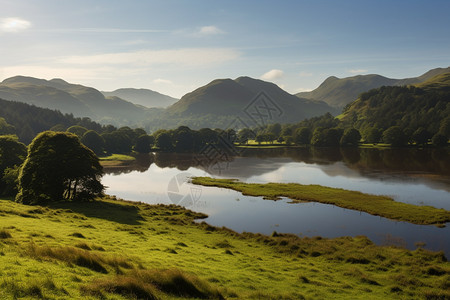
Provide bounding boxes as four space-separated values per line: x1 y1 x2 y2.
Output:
102 147 450 256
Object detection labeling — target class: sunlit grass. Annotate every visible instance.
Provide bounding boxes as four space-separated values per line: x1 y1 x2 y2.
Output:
192 177 450 225
0 196 449 299
99 154 136 161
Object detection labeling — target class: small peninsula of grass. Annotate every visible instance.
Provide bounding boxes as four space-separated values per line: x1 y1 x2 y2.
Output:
0 197 449 299
99 154 136 167
192 177 450 226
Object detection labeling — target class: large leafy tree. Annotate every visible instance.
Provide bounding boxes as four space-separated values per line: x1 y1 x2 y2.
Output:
81 130 105 155
293 127 311 145
0 135 27 195
0 135 27 173
340 128 361 147
16 131 104 204
382 126 407 147
134 134 154 153
155 131 173 151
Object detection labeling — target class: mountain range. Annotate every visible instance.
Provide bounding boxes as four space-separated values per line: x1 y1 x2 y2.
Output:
296 67 450 109
1 66 449 131
0 76 148 127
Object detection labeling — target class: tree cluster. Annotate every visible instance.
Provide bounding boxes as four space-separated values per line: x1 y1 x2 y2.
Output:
0 135 27 196
152 126 237 153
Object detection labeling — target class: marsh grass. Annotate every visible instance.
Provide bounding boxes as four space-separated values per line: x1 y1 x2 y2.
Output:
192 177 450 225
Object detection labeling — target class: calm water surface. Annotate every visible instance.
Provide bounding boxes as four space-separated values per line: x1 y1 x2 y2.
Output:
102 147 450 256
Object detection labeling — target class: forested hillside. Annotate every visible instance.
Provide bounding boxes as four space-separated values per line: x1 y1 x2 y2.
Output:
0 98 109 143
340 73 450 139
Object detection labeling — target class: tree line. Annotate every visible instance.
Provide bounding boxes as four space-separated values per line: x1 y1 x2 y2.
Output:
250 110 449 147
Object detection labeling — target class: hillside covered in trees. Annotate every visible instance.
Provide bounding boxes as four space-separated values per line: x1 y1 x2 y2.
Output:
0 98 110 144
249 73 450 147
339 73 450 144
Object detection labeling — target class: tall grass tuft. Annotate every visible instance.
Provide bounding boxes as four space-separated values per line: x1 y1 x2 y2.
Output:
81 268 224 299
0 229 12 239
135 269 224 299
81 276 158 299
23 242 136 273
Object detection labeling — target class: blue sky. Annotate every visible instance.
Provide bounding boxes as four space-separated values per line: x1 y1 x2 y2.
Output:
1 0 449 98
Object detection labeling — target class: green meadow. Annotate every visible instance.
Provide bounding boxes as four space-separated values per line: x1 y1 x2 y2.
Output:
0 196 449 299
192 177 450 226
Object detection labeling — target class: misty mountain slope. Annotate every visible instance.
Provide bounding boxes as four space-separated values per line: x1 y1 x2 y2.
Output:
297 67 450 109
102 88 178 108
0 76 148 126
0 82 91 117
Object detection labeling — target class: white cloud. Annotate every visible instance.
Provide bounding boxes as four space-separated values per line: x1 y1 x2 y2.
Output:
348 69 368 74
198 25 225 36
0 17 31 32
153 78 173 84
60 48 240 67
261 69 284 81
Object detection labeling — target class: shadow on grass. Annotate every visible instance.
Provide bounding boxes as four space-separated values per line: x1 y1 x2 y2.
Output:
47 200 144 225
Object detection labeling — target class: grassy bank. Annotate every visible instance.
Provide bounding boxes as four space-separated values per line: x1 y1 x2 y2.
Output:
0 197 449 299
192 177 450 226
99 154 136 167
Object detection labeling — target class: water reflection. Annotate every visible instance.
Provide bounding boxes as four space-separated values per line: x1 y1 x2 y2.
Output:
102 147 450 256
104 147 450 190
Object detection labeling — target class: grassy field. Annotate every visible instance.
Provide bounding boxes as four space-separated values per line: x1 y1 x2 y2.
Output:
192 177 450 226
0 196 449 299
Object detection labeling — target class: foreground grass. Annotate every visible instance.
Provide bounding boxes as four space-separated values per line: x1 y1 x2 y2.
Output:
0 197 449 299
192 177 450 226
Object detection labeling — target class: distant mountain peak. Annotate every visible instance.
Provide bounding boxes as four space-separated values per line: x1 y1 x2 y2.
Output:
102 87 178 108
296 67 450 109
166 75 336 124
49 78 69 85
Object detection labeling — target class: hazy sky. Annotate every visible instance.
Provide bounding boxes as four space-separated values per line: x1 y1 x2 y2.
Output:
1 0 449 98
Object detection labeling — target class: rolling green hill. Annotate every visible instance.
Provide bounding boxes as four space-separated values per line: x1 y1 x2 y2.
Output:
297 67 450 109
152 76 338 131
